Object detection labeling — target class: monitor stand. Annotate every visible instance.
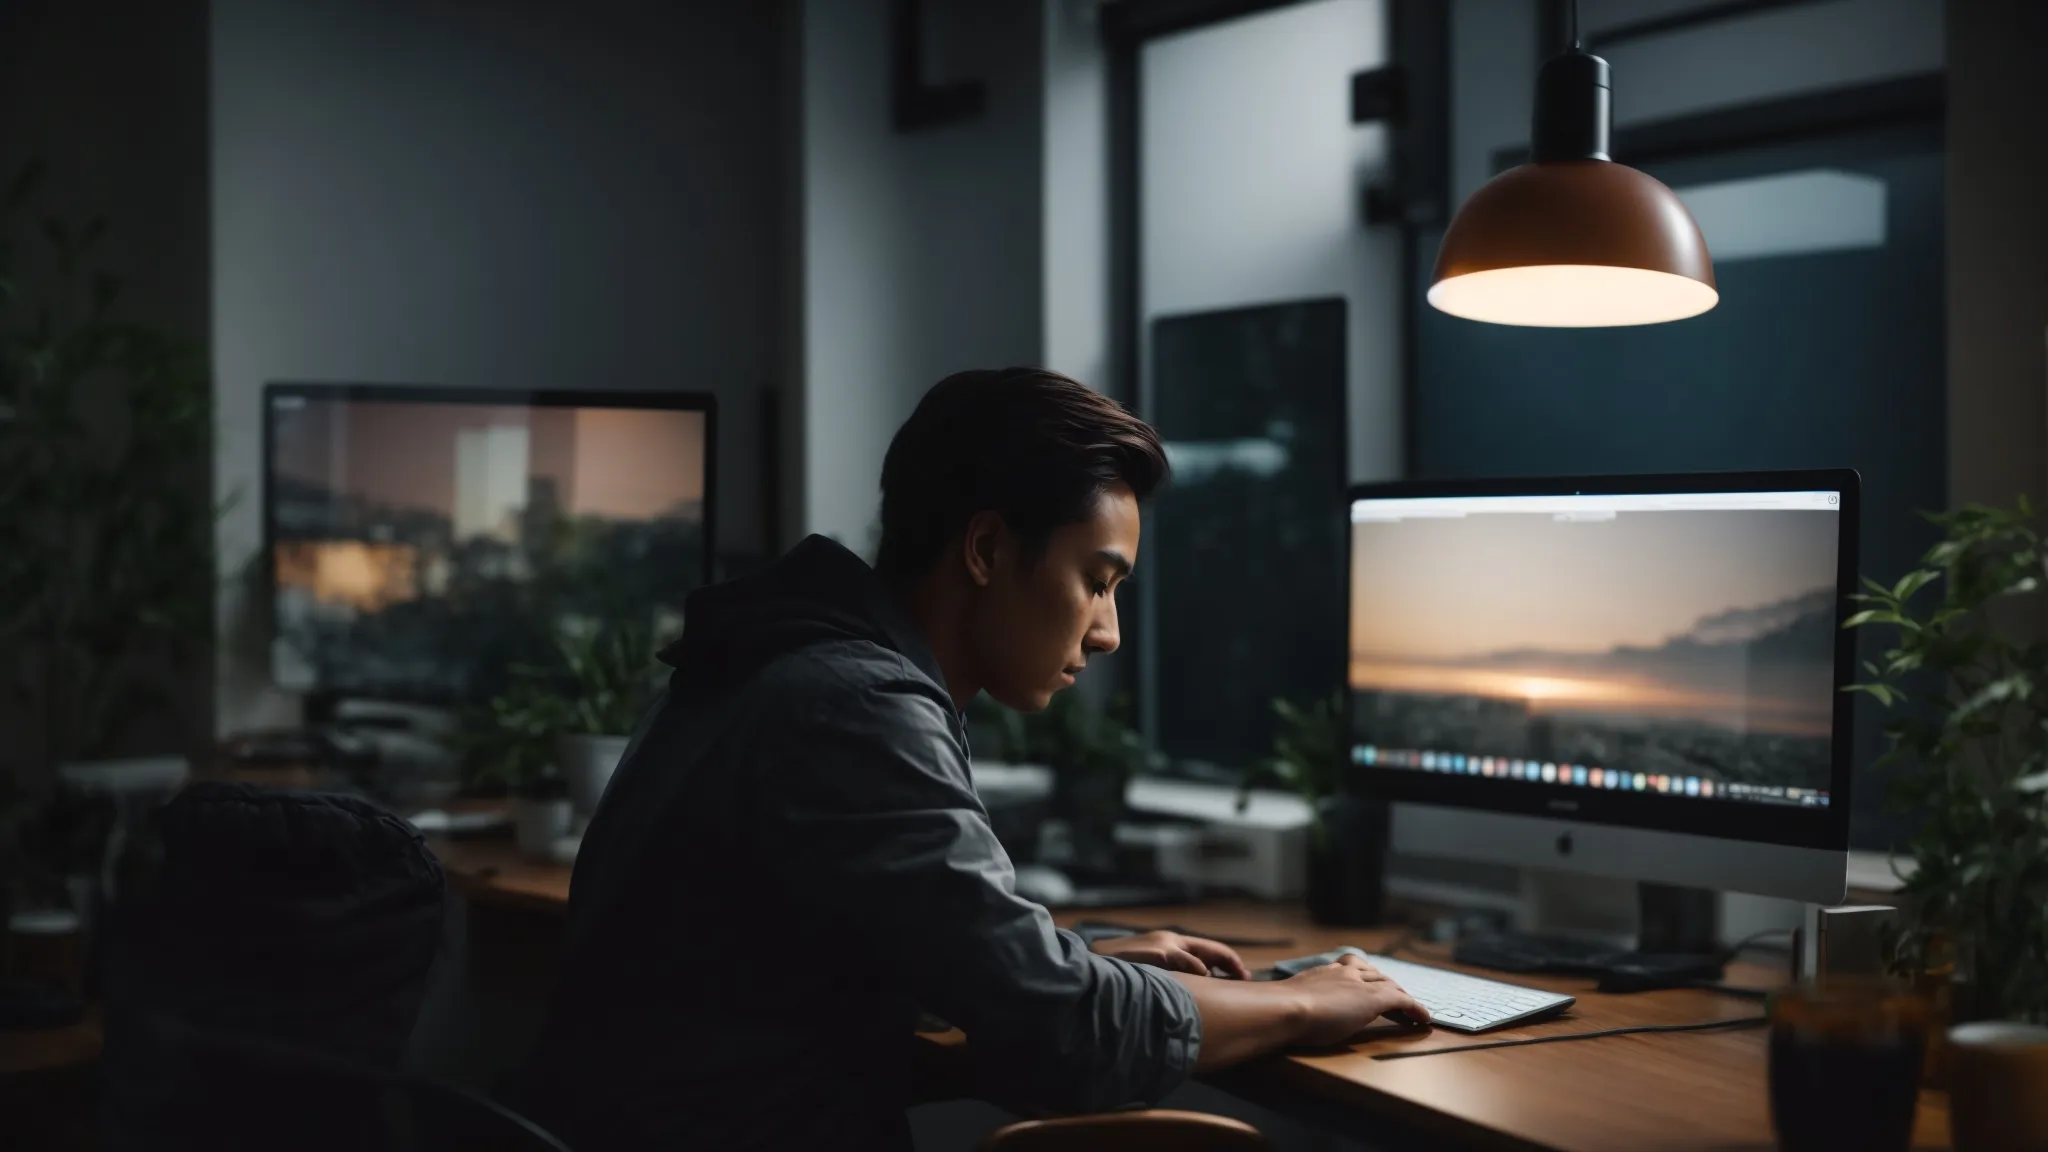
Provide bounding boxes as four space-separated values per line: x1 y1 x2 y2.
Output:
1450 882 1729 988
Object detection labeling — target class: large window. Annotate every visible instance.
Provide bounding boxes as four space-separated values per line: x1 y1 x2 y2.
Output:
1130 0 1397 773
1147 300 1349 771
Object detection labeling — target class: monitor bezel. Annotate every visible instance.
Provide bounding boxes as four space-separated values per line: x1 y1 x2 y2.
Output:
1344 468 1859 853
259 380 719 704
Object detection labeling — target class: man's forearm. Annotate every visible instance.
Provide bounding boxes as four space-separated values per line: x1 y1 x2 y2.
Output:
1166 973 1307 1072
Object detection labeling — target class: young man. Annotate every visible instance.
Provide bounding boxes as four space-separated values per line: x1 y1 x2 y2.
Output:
523 368 1425 1151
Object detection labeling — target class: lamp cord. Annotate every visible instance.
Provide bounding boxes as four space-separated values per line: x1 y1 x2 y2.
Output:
1372 1015 1768 1061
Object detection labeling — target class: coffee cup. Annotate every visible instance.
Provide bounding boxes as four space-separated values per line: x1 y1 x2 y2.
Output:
1949 1021 2048 1152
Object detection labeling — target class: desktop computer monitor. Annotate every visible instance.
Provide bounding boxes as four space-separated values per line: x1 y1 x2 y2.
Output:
262 382 716 706
1346 470 1857 905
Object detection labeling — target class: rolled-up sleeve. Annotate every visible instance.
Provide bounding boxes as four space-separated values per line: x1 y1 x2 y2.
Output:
771 676 1201 1116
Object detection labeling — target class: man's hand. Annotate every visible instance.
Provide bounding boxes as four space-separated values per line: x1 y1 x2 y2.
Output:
1090 930 1252 980
1286 952 1430 1043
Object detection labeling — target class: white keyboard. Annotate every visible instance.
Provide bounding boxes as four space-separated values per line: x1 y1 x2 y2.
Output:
1270 946 1576 1033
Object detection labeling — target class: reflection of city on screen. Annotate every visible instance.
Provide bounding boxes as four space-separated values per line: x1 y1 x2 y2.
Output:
1347 494 1841 809
268 398 706 702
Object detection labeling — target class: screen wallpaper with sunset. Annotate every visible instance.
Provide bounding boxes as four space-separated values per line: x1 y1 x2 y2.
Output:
1348 505 1841 802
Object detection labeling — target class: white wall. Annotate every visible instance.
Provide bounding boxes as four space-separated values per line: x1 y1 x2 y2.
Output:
800 0 1047 550
1140 0 1402 483
1042 0 1111 389
210 0 784 732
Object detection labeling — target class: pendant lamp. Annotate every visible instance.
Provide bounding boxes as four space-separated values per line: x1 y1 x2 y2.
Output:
1428 11 1716 327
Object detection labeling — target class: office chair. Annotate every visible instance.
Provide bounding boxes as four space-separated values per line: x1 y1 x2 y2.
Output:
979 1109 1270 1151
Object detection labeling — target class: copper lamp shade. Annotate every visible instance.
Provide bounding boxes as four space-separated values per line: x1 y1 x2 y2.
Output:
1428 48 1716 327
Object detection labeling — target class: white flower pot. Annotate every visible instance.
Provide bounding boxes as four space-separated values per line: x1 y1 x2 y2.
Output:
557 733 630 820
510 798 574 859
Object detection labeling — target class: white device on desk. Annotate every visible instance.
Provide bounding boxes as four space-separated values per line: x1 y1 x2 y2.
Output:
1122 776 1310 900
1271 946 1576 1032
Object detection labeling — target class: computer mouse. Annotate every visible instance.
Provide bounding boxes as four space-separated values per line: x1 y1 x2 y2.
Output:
1012 864 1075 907
1271 945 1371 977
1385 1008 1431 1029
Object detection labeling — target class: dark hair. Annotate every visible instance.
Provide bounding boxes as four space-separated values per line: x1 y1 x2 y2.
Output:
875 367 1169 580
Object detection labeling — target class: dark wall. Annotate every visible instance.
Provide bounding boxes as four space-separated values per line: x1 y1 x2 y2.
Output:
1 0 214 771
1947 0 2048 643
210 0 788 732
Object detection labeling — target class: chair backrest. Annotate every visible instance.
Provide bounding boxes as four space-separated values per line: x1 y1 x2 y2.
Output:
980 1109 1270 1152
158 1015 574 1152
99 783 449 1151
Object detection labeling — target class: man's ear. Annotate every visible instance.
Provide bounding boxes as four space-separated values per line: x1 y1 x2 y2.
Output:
961 510 1006 588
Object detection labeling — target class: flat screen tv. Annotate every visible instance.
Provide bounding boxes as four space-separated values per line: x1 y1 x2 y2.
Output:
262 382 715 706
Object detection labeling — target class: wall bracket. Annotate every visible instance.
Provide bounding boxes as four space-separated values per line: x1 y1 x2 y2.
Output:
892 0 987 133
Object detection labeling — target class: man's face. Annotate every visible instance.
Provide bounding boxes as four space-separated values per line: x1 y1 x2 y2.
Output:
969 483 1140 712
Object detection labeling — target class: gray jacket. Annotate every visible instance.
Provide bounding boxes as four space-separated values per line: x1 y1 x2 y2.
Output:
520 536 1200 1151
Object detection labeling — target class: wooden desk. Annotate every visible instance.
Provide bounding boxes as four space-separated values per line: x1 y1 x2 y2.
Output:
435 836 579 912
428 839 1953 1151
0 1005 101 1078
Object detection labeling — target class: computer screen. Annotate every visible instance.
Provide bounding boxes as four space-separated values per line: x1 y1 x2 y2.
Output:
1348 483 1850 817
263 383 715 705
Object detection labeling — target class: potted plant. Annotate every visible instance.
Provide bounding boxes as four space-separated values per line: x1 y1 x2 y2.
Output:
451 676 573 858
547 612 664 824
1844 497 2048 1031
973 692 1144 875
1238 689 1386 925
0 776 109 997
0 159 224 929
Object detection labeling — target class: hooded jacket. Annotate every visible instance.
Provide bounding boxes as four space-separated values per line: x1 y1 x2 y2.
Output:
521 536 1201 1151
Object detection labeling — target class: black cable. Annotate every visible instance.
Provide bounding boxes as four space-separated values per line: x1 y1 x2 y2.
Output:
1371 1015 1767 1061
1721 928 1794 963
1380 929 1420 959
1687 982 1772 1000
1568 0 1581 49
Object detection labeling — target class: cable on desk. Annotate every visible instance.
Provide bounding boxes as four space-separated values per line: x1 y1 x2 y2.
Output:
1370 1015 1768 1061
1722 928 1793 962
1379 929 1420 959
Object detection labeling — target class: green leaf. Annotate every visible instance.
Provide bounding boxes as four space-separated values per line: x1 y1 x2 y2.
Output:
1950 675 2030 727
1844 682 1899 707
1893 568 1940 602
1925 539 1966 568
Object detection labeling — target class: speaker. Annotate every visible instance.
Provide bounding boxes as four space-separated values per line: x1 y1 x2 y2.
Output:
1794 904 1898 982
1309 793 1389 927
